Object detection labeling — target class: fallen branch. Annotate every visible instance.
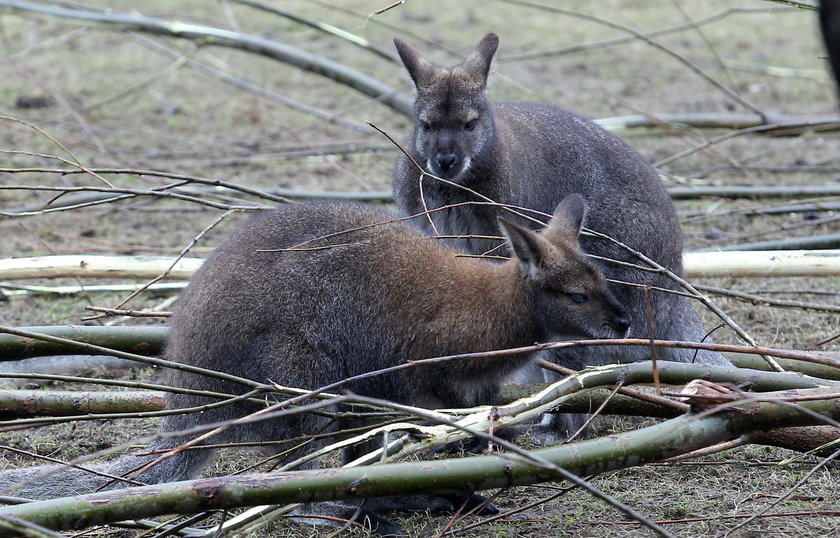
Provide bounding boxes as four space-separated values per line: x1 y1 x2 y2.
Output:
699 233 840 252
679 200 840 219
694 284 840 314
729 352 840 381
596 112 840 134
0 355 146 388
0 326 166 360
2 250 839 283
682 249 840 277
0 282 186 299
668 183 840 199
1 382 837 536
83 306 171 318
231 0 398 64
129 33 371 132
0 390 165 418
0 256 202 281
0 0 412 115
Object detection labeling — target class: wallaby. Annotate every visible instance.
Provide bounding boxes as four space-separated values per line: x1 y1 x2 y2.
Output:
821 0 840 93
392 34 732 439
0 197 629 535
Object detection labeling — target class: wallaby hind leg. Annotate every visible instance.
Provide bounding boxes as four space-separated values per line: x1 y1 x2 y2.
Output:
293 502 408 537
295 416 500 536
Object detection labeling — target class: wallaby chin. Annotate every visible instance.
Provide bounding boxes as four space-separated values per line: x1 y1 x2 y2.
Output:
603 324 630 340
425 156 472 181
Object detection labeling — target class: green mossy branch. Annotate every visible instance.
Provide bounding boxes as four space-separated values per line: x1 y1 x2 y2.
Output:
0 384 838 536
0 390 165 418
0 325 166 360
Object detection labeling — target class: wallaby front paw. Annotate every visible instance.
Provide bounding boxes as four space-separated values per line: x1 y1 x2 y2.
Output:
437 493 500 515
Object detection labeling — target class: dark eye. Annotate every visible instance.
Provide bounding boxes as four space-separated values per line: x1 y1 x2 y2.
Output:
419 121 431 131
567 293 589 304
464 119 478 131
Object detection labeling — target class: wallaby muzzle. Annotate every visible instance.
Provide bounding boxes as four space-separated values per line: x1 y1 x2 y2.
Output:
608 307 632 338
435 151 458 172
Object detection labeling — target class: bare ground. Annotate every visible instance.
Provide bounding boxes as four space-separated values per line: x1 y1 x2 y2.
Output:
0 1 839 536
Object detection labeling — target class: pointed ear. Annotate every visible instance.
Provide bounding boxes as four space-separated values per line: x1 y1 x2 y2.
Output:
545 193 586 241
461 33 499 89
499 217 549 278
394 37 435 89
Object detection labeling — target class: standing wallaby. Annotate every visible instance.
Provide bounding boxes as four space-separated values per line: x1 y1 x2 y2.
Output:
392 34 732 439
0 197 629 535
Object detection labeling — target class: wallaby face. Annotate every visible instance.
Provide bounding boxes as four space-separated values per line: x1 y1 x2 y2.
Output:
501 194 630 341
394 33 498 180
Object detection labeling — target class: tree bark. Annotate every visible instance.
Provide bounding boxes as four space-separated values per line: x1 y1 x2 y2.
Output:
0 390 165 418
0 326 166 360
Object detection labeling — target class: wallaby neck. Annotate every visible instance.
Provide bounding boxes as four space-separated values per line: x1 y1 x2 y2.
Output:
419 257 538 353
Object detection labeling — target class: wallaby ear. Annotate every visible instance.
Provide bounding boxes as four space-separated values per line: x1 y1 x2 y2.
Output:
499 217 550 278
394 37 435 89
462 33 499 89
546 193 586 241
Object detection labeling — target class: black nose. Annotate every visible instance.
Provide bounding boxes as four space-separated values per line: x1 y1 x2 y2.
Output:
609 311 631 335
436 152 457 171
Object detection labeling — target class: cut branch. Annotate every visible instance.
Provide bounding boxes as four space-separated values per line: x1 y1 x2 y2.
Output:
0 326 166 360
0 256 202 281
2 250 838 283
683 249 840 277
0 390 165 418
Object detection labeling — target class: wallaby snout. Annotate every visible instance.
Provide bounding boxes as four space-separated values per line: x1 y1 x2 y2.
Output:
606 302 632 338
435 151 458 172
500 194 631 344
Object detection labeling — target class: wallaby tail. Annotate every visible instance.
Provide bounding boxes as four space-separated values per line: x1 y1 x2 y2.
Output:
0 439 214 500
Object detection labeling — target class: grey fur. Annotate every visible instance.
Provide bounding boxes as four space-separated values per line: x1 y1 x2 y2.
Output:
0 199 627 533
392 33 731 373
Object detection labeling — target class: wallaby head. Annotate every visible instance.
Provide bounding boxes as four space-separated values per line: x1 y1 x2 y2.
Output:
502 194 631 341
394 33 499 180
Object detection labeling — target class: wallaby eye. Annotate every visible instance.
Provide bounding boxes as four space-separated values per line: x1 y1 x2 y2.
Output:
567 293 589 304
419 121 431 132
464 119 478 131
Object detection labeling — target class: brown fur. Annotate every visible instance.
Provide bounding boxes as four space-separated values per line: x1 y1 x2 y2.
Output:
0 198 627 534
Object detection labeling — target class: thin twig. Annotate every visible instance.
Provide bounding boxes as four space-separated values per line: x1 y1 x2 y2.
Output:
83 209 237 321
496 0 767 117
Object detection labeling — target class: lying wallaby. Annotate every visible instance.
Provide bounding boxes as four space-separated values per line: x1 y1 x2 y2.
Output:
0 197 629 534
392 34 731 438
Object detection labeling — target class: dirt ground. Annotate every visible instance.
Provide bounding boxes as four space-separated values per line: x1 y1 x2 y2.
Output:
1 0 839 536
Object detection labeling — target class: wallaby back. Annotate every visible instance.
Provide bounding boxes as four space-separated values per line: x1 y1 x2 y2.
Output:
0 198 627 504
392 33 731 370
